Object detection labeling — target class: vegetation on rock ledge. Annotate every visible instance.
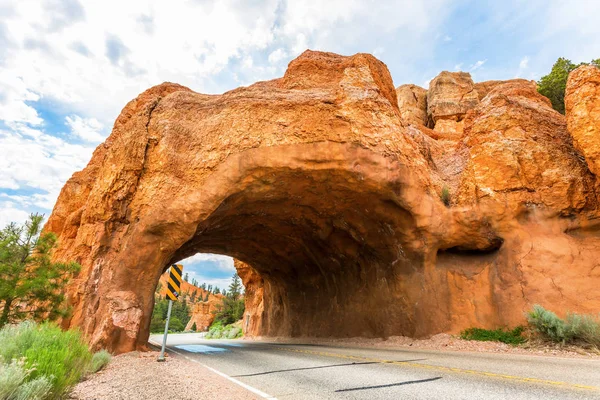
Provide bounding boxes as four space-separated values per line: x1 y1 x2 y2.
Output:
537 57 600 114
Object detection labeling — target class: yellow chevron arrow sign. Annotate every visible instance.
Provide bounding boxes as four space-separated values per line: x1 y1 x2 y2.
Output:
165 264 183 301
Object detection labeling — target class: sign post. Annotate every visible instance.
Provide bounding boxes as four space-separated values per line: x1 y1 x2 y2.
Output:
157 264 183 362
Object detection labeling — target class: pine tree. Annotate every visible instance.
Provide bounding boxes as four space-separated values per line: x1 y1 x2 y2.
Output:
212 273 245 325
228 273 243 298
214 287 221 295
184 272 189 282
0 214 80 327
538 57 600 114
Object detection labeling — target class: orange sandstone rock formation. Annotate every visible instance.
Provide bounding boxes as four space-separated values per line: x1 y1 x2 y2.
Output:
235 260 264 336
156 273 224 332
45 52 600 353
566 65 600 179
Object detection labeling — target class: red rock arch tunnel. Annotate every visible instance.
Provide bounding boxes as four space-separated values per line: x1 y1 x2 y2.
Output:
45 50 592 354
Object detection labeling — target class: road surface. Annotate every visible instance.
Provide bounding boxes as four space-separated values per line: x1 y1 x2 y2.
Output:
149 334 600 399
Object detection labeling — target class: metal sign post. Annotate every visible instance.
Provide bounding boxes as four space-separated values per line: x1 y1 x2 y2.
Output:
157 264 183 362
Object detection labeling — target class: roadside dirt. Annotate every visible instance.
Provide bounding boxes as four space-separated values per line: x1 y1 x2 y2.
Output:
263 334 600 359
69 351 259 400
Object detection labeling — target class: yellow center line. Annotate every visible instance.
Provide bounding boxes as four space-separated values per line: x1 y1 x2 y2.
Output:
275 347 598 391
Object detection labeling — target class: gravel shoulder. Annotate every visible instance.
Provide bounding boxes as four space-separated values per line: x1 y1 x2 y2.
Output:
259 333 600 359
70 350 260 400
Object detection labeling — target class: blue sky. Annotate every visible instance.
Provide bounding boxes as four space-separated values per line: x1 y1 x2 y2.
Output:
1 0 599 287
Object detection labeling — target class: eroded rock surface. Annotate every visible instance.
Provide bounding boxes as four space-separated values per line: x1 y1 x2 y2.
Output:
427 71 479 136
566 65 600 178
396 84 428 126
45 51 600 353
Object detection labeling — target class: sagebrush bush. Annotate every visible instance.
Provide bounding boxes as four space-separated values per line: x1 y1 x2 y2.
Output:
566 313 600 346
460 327 526 345
90 351 111 373
526 305 569 342
527 305 600 346
0 322 110 399
0 359 52 400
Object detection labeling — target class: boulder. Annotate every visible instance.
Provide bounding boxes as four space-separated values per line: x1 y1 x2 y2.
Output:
396 84 428 126
427 71 479 135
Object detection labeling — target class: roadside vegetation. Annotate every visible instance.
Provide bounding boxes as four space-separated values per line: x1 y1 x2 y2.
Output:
205 320 243 339
460 326 526 345
0 215 110 399
206 273 245 339
0 322 111 399
537 57 599 114
461 305 600 350
149 296 192 333
0 214 80 328
527 305 600 347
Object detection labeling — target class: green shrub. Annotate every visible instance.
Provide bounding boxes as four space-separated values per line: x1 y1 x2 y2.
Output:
537 57 600 114
526 305 600 346
0 322 109 399
206 320 242 340
460 326 526 345
565 313 600 346
440 186 451 207
527 305 570 343
90 351 111 373
0 359 52 400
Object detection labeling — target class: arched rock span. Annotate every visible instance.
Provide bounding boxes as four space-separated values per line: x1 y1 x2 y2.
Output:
45 51 600 353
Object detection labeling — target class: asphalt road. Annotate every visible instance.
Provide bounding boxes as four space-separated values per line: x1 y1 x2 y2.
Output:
149 334 600 400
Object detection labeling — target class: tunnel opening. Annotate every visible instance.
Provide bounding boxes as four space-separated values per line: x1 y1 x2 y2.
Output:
158 165 424 341
151 253 241 335
63 141 502 353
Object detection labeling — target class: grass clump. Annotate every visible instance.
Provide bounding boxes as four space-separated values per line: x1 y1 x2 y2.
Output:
460 326 526 345
527 304 600 347
0 322 111 399
440 186 451 207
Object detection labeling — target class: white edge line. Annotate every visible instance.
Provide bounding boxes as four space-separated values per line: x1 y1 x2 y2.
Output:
148 339 278 400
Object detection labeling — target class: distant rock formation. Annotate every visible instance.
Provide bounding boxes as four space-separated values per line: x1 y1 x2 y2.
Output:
44 51 600 353
156 273 223 332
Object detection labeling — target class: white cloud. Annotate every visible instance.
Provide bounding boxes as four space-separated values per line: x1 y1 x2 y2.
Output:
0 124 95 210
267 48 288 64
180 253 235 272
519 56 529 69
0 201 30 228
65 115 105 143
470 59 487 71
443 35 452 42
0 73 43 125
454 63 463 71
185 273 233 292
514 56 530 78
